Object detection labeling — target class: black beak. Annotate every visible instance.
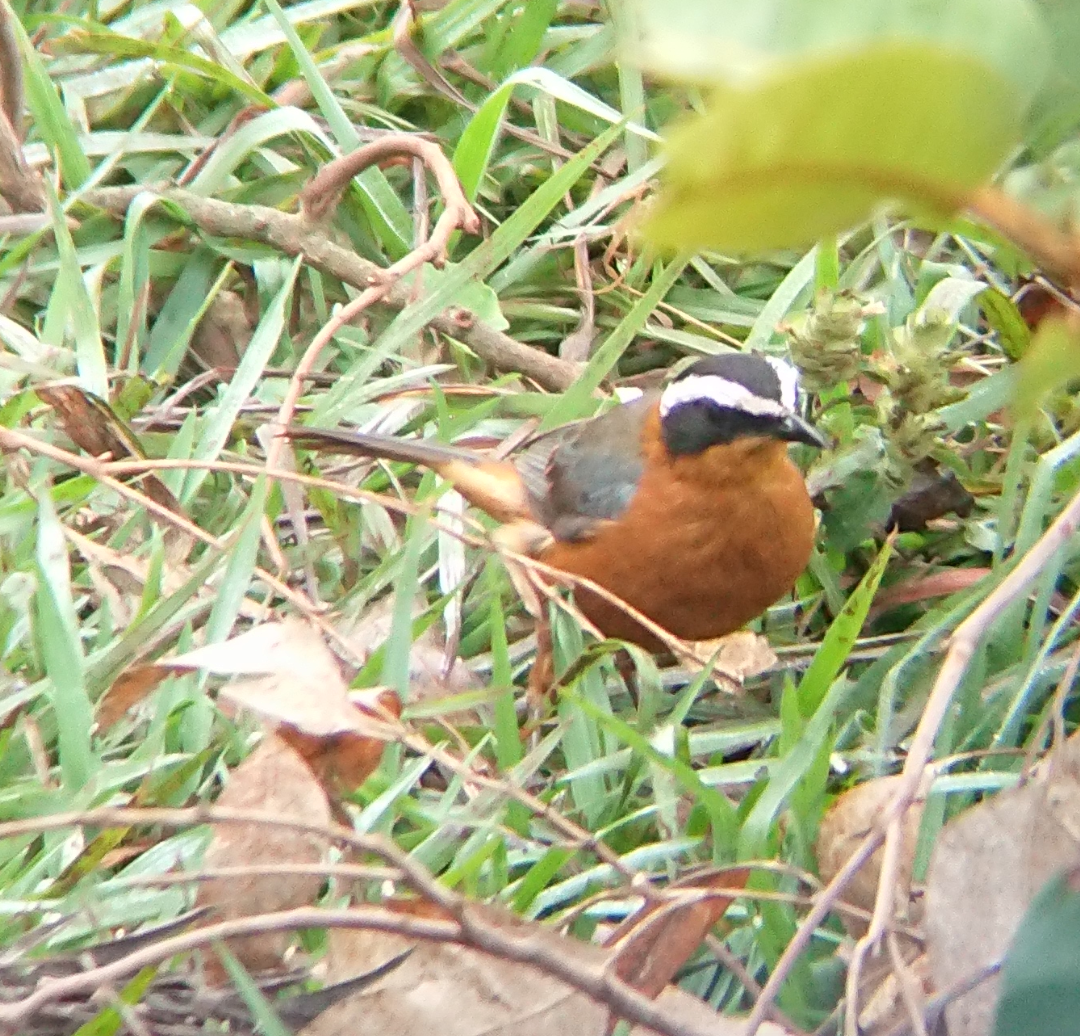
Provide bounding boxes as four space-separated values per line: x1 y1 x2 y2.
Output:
779 412 829 449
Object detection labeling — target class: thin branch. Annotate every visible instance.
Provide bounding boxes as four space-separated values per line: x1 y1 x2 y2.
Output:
744 478 1080 1035
0 427 363 664
0 0 44 217
0 807 725 1036
969 186 1080 291
862 479 1080 939
267 135 480 478
300 134 480 245
81 184 580 391
742 829 884 1034
0 0 23 139
96 453 744 676
881 959 1001 1036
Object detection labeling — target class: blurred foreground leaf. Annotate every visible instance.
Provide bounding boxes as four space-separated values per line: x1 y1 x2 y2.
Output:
645 44 1024 252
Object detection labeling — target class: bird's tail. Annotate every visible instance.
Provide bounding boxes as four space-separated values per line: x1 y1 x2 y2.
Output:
280 424 532 524
281 424 481 470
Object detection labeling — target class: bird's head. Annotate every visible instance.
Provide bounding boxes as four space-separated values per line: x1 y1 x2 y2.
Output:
658 353 827 455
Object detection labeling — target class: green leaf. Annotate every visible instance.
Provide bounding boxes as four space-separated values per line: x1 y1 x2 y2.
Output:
143 252 231 377
1013 315 1080 419
797 538 892 717
261 0 412 254
315 120 623 422
72 966 157 1036
34 489 95 790
453 81 516 203
646 44 1024 253
183 257 301 501
205 478 269 646
625 0 1050 103
572 692 740 859
43 183 107 398
994 868 1080 1036
737 674 851 860
114 192 159 371
381 514 427 699
215 946 292 1036
540 253 690 429
978 285 1031 360
49 31 274 108
11 15 91 189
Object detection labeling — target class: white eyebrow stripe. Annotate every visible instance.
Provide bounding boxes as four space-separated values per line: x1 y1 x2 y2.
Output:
658 374 791 419
764 356 800 410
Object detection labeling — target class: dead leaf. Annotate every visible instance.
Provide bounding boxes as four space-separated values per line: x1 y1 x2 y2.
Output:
239 684 401 794
887 463 974 532
869 567 990 618
196 733 332 981
815 774 925 937
339 596 481 722
924 735 1080 1036
605 868 749 1001
189 290 250 371
301 900 795 1036
99 662 184 729
212 621 400 792
99 619 399 793
690 631 778 685
37 383 181 516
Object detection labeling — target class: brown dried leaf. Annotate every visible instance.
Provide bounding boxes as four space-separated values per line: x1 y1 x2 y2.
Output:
267 687 402 793
189 290 250 370
97 620 324 727
605 868 749 1000
97 663 174 729
339 596 481 722
691 630 778 685
301 901 794 1036
99 620 399 793
815 774 925 937
887 464 974 532
924 735 1080 1036
869 567 990 617
37 383 181 515
196 733 332 981
212 620 400 792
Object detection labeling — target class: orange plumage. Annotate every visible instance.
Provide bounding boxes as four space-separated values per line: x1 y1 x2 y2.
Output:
284 353 824 652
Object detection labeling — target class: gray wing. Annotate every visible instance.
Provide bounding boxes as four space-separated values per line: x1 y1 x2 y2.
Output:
513 395 652 542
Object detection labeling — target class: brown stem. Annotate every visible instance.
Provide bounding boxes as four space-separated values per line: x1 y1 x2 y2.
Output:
81 185 580 391
300 134 481 249
744 478 1080 1035
968 185 1080 291
0 807 730 1036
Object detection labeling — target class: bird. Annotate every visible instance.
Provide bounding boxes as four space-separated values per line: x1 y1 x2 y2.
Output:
283 352 826 653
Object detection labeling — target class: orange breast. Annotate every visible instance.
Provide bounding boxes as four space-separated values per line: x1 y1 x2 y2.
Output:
539 410 816 650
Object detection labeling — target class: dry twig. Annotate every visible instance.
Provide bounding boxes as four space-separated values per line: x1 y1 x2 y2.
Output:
0 0 44 215
267 134 483 480
743 479 1080 1035
0 807 731 1036
81 184 579 391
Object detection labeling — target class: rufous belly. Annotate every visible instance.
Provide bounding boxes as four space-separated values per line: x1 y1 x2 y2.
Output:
539 438 815 651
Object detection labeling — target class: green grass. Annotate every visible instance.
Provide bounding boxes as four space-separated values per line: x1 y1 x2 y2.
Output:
2 0 1080 1031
